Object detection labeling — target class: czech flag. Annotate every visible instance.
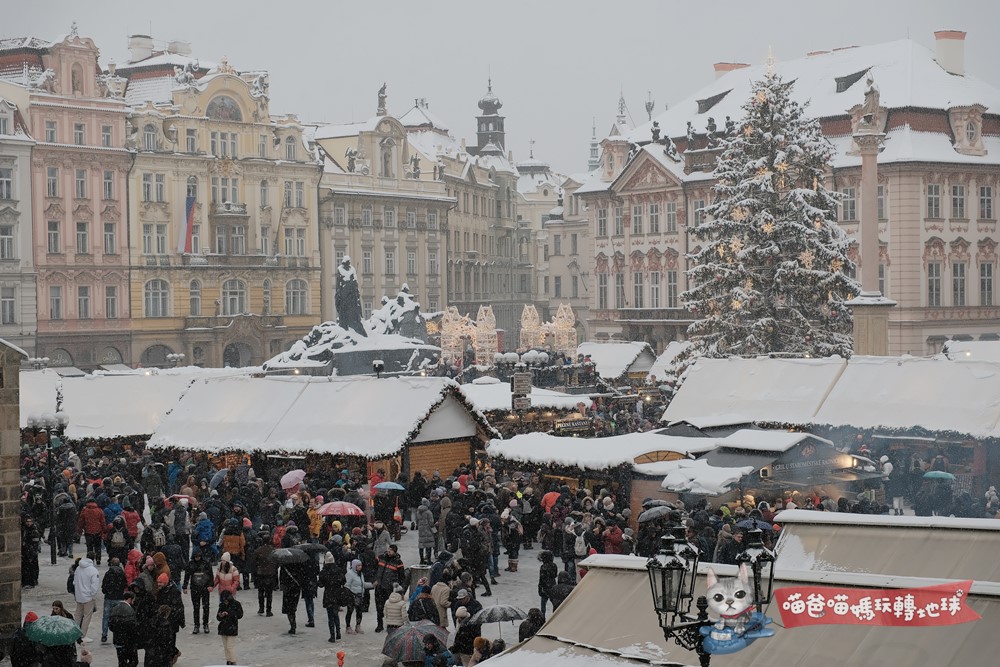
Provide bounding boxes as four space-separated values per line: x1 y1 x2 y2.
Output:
177 195 196 254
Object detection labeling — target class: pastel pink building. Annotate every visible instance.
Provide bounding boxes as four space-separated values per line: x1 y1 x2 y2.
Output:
1 30 132 368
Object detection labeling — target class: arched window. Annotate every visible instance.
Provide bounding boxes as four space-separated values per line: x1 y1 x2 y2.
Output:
143 124 157 151
259 179 269 207
221 279 246 315
285 279 307 315
285 136 296 161
262 278 271 315
144 279 169 317
189 279 202 316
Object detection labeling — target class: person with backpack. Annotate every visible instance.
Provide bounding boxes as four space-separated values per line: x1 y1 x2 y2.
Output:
106 516 130 566
77 500 106 565
407 584 438 624
182 548 214 634
216 590 243 666
168 498 192 557
101 557 127 644
251 533 277 617
141 518 169 555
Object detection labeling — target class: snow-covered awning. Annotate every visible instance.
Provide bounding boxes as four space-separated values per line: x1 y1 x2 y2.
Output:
148 375 497 457
662 356 847 426
651 458 754 495
458 376 590 412
577 341 655 379
487 431 715 471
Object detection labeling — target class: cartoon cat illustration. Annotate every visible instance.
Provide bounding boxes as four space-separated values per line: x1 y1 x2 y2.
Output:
705 563 754 637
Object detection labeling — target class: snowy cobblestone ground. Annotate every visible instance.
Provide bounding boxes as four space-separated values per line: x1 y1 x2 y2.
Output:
21 528 546 667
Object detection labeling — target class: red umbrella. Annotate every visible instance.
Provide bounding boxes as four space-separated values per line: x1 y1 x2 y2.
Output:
317 501 364 517
280 469 307 491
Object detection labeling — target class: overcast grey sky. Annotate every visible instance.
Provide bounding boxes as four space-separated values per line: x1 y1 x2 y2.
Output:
7 0 1000 174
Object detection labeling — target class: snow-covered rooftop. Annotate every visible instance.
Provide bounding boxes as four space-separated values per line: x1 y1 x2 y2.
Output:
662 356 847 426
654 458 754 495
458 376 589 412
578 341 655 379
398 104 450 132
941 340 1000 363
314 118 380 141
406 128 462 159
0 37 51 51
631 38 1000 147
148 375 492 456
487 430 715 471
647 340 691 382
123 75 177 106
116 52 215 72
715 429 832 453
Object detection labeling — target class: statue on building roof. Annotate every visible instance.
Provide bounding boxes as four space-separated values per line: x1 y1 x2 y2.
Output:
651 120 661 143
725 115 736 136
706 117 718 147
377 83 387 116
249 73 268 99
686 121 696 148
860 72 881 129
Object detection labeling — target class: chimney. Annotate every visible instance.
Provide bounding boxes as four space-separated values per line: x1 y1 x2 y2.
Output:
166 40 192 56
127 34 153 63
713 62 750 79
934 30 966 76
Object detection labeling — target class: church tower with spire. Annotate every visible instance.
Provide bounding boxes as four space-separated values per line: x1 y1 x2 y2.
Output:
472 78 505 155
588 118 600 171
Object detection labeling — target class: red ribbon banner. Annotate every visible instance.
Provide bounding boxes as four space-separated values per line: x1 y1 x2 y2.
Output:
775 580 981 628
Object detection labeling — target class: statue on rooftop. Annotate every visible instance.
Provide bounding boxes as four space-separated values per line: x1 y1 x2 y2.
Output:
860 73 881 129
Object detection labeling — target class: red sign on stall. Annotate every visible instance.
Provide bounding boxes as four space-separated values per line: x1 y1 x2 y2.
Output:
775 580 980 628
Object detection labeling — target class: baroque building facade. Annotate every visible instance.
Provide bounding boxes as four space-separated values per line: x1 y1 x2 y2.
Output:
577 31 1000 356
116 37 321 368
0 31 132 367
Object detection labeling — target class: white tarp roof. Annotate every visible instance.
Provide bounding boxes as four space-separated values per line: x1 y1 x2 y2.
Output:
458 376 589 412
812 356 1000 438
578 341 654 379
20 370 201 438
941 339 1000 363
647 340 690 382
148 375 487 457
662 356 846 426
487 430 716 471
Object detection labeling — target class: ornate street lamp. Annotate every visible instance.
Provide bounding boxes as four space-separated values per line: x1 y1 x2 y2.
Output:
27 409 69 565
646 535 711 667
735 528 776 614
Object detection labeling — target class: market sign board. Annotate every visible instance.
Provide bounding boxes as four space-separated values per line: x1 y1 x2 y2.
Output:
512 372 533 396
776 580 980 628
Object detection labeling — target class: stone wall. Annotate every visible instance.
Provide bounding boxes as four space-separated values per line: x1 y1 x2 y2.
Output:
0 342 26 636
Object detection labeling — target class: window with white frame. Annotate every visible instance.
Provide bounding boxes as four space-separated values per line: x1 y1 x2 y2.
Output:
927 184 942 218
191 225 200 254
407 251 416 275
285 279 307 315
614 272 625 308
142 173 153 202
155 174 166 202
77 285 90 319
213 225 226 254
572 275 579 298
665 202 677 233
45 121 56 143
667 270 678 308
186 128 197 153
142 224 154 255
877 185 886 220
878 263 886 296
384 206 396 228
74 123 85 145
598 273 608 309
952 184 966 219
334 206 346 226
144 279 169 317
143 124 157 151
262 279 271 314
633 272 643 308
428 251 438 274
75 221 88 254
0 226 13 259
295 182 304 208
0 287 14 324
427 209 438 229
49 286 62 320
927 262 942 306
362 250 373 274
103 223 116 255
260 226 269 255
231 225 246 255
646 203 659 234
613 206 624 236
260 180 268 207
189 280 202 316
554 276 562 298
0 168 11 200
981 262 994 306
981 186 994 220
385 249 395 274
46 167 58 197
105 286 117 319
0 115 9 135
285 136 296 161
632 205 643 234
103 170 114 200
840 189 857 221
650 271 661 308
101 125 112 147
283 181 292 207
75 169 86 198
156 224 167 255
597 208 608 236
362 206 372 226
221 279 247 315
296 228 306 256
553 235 561 255
406 209 416 228
47 221 60 253
953 261 967 306
258 134 267 158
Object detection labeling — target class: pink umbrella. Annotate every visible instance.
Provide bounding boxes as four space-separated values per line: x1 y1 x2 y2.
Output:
317 501 364 517
280 469 307 491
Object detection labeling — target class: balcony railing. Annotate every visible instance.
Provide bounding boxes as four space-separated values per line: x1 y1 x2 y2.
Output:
211 202 248 216
181 253 310 268
185 314 285 330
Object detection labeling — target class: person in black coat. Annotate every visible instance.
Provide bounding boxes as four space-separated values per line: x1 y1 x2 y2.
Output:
407 586 439 624
280 561 303 634
318 553 347 642
20 516 40 588
301 552 320 628
143 605 177 667
109 593 140 667
182 549 214 633
9 613 40 667
216 590 243 666
537 550 558 618
518 607 545 642
549 570 576 611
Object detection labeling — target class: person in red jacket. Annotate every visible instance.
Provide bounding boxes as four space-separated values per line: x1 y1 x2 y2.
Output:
77 500 106 565
601 523 624 555
120 501 143 550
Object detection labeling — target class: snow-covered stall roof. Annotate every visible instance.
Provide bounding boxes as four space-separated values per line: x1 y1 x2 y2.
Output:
458 376 588 412
646 340 690 382
487 431 715 471
810 356 1000 438
577 341 655 379
715 429 833 453
148 375 496 456
662 356 846 427
941 339 1000 363
20 370 203 438
652 458 754 495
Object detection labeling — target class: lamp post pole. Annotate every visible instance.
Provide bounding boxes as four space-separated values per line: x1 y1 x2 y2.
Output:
47 432 56 565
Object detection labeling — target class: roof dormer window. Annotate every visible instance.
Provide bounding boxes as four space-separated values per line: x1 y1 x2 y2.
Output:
949 105 987 157
966 121 977 144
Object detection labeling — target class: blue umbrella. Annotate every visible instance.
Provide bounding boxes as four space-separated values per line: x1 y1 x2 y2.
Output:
923 470 956 481
209 468 229 489
374 481 405 491
737 518 773 532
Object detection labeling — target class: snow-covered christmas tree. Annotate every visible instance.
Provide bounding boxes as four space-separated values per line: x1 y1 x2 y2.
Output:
681 73 860 361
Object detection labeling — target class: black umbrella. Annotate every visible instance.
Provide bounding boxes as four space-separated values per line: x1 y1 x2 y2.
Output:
638 505 674 523
642 499 675 509
736 518 773 532
209 468 229 490
467 605 528 625
298 542 329 556
272 547 308 564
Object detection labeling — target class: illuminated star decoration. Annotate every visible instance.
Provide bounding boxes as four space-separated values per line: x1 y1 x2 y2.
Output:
762 221 775 234
776 161 788 174
756 167 770 179
830 258 844 272
732 298 743 310
799 249 815 269
756 90 767 104
730 237 744 254
742 277 754 291
744 124 753 137
732 207 747 222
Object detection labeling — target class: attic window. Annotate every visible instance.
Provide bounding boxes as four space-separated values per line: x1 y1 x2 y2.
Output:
697 89 731 114
835 68 869 93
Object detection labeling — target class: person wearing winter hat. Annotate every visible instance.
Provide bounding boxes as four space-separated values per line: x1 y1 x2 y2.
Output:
344 559 368 634
318 551 345 642
10 612 40 666
216 588 243 666
383 583 408 631
73 553 101 642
